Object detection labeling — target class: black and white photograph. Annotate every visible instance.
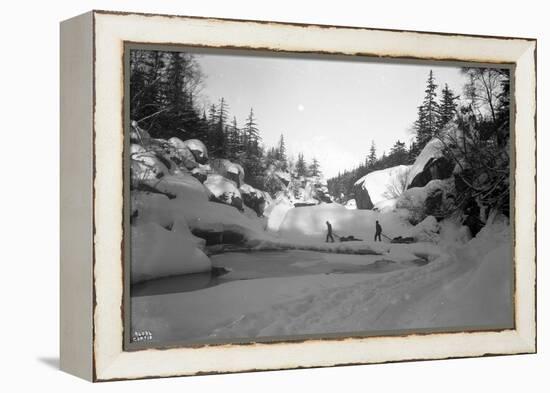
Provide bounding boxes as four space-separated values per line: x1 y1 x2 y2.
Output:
127 47 514 346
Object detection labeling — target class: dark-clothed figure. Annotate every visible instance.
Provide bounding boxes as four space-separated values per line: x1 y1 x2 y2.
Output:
374 220 382 242
326 221 334 243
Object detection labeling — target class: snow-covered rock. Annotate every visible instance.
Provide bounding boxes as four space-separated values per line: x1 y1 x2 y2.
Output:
204 174 243 210
240 183 270 216
130 146 171 182
407 138 454 189
167 137 200 170
354 165 411 209
146 173 211 201
211 159 245 186
274 170 291 186
403 215 440 242
396 179 455 224
131 222 211 283
182 139 208 164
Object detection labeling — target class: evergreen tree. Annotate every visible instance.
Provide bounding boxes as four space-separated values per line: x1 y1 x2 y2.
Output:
243 108 261 155
210 97 229 156
367 141 377 167
414 70 440 153
309 157 321 177
295 153 307 177
437 84 459 130
388 140 408 166
226 116 241 159
277 134 288 170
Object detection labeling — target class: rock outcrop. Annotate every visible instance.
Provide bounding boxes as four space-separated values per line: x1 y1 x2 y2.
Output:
407 138 453 189
353 182 374 210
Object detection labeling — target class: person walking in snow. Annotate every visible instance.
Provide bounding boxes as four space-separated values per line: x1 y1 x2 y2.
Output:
374 220 382 242
325 221 335 243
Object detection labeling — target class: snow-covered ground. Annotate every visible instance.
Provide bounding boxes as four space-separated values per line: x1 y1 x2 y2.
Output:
131 215 513 344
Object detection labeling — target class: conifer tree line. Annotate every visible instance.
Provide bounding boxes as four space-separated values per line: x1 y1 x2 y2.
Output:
328 67 510 213
130 49 322 192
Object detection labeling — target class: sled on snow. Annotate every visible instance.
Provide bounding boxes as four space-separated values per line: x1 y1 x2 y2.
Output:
389 235 416 244
333 233 363 242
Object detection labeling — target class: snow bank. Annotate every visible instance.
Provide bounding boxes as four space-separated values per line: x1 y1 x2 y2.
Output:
146 173 210 201
203 218 512 339
131 222 211 283
265 195 294 232
395 216 513 328
135 171 270 245
344 199 357 210
278 203 412 242
354 165 411 206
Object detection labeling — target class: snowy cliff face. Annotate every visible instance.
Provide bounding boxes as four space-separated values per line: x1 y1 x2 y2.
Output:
353 165 411 209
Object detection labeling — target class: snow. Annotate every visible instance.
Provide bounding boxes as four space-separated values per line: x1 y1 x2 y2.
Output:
407 138 445 187
344 199 357 209
277 203 412 242
211 158 245 184
204 174 242 203
146 173 210 201
181 139 208 162
403 215 440 242
134 171 270 250
265 195 295 232
131 222 211 284
354 165 411 206
396 178 455 223
131 147 171 181
129 132 512 343
133 217 511 342
167 137 198 166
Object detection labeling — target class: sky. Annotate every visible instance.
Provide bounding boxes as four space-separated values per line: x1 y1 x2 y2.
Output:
193 50 467 179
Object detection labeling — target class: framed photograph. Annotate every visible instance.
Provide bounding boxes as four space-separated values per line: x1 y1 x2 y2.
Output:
60 10 537 381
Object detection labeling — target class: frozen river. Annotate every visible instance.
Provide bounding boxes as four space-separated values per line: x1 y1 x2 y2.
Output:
130 249 428 344
132 249 427 297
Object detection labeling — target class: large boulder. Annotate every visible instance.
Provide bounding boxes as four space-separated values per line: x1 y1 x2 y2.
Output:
167 137 200 170
408 138 454 189
130 144 170 183
211 158 245 186
204 174 243 211
240 183 268 216
181 139 208 164
353 182 374 210
274 170 291 186
397 179 455 224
